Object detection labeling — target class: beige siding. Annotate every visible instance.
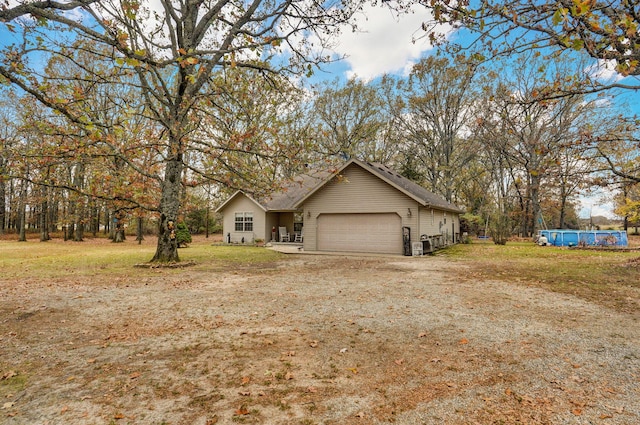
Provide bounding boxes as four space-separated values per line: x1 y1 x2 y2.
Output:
220 195 266 243
418 207 461 245
302 164 418 252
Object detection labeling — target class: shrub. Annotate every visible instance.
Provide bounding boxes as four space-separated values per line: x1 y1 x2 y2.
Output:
489 213 511 245
176 222 192 248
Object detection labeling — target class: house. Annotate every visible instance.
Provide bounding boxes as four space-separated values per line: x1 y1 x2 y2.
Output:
215 170 329 244
216 159 465 255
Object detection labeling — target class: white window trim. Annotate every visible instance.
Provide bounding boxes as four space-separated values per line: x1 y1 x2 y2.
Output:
234 212 254 232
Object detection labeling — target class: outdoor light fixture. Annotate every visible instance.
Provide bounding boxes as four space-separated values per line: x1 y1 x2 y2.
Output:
307 211 311 218
407 208 412 217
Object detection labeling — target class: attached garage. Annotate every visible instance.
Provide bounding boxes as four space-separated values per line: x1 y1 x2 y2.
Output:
317 213 402 254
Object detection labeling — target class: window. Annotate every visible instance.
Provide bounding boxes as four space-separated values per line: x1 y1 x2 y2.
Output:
235 212 253 232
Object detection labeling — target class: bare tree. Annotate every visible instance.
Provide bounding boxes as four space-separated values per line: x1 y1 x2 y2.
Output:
310 78 396 164
397 55 480 203
475 53 610 236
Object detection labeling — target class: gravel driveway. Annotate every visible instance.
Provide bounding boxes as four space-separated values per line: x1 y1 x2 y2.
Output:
1 254 638 424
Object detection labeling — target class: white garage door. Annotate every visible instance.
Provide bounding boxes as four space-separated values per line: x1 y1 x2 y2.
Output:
317 213 402 254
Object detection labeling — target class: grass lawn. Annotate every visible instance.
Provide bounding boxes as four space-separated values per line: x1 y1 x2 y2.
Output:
1 232 637 313
442 237 640 313
0 234 283 279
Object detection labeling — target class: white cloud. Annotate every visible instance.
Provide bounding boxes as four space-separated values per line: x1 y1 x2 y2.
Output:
578 188 619 219
586 58 625 83
329 4 451 81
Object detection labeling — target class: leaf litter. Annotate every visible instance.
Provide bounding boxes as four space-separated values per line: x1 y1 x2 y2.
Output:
0 255 638 424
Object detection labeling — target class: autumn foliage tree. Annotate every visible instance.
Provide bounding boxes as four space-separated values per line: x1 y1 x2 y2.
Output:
422 0 640 83
0 0 364 262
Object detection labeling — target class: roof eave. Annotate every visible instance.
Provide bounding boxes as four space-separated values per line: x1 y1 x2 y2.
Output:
215 190 268 213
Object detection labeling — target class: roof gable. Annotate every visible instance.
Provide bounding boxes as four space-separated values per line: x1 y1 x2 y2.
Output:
216 169 330 213
359 161 464 213
294 159 464 213
215 190 267 213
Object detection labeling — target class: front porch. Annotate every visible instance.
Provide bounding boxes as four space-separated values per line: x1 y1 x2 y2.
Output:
266 211 304 243
268 241 304 253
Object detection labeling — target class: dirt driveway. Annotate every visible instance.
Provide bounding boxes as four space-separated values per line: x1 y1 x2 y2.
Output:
1 254 639 424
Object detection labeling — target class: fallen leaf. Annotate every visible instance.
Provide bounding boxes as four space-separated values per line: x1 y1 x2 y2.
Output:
206 417 219 425
241 376 251 385
1 371 17 380
60 406 69 414
355 411 365 418
234 406 249 416
599 414 613 419
2 402 15 410
129 372 140 379
284 372 294 380
239 390 251 396
572 408 582 416
347 367 358 374
309 340 318 348
307 386 318 393
87 358 97 364
418 332 427 338
459 338 469 345
114 413 125 419
339 348 348 353
605 404 625 413
394 359 404 365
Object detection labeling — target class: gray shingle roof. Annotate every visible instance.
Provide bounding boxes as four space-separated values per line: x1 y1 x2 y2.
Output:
218 159 464 214
255 169 331 211
358 160 465 213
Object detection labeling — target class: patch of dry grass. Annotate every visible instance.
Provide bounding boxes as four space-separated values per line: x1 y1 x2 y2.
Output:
442 237 640 313
0 234 282 279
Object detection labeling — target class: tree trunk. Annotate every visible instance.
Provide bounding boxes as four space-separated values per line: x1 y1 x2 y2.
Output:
530 173 542 237
113 226 125 242
104 208 110 235
49 194 58 234
0 157 5 235
91 203 99 237
136 216 144 245
72 163 85 241
75 220 84 241
40 190 50 242
18 179 27 242
66 223 75 241
205 205 209 238
151 155 182 263
112 210 126 243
